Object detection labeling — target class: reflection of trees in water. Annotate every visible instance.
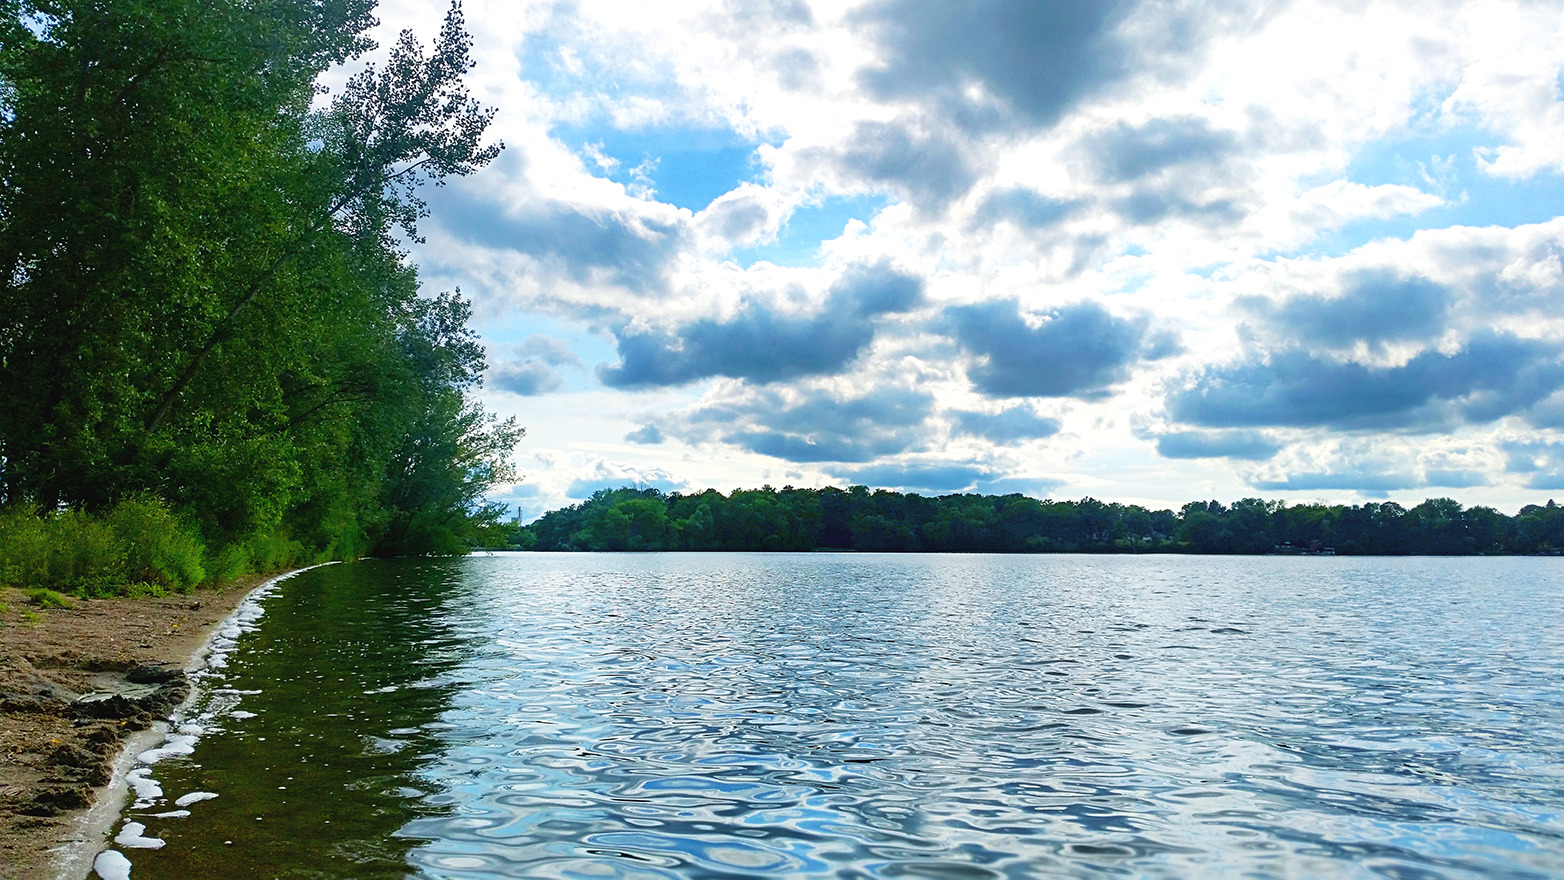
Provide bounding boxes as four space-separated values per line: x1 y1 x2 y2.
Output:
124 559 478 879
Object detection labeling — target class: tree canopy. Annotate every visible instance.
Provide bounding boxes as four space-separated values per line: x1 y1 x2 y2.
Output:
0 0 519 570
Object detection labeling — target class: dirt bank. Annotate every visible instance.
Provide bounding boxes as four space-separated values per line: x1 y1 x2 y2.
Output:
0 576 279 879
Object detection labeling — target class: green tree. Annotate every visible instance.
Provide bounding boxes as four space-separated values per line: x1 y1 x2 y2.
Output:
1 0 515 562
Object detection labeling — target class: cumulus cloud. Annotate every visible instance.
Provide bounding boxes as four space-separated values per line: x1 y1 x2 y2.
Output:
698 189 776 245
565 459 687 499
1243 438 1504 496
1088 116 1241 182
1249 464 1489 494
1423 469 1488 489
951 407 1063 444
388 0 1564 512
686 385 935 463
852 0 1135 131
832 460 1003 494
625 424 664 444
427 193 685 295
599 263 923 388
1156 430 1282 461
1502 440 1564 491
1238 272 1453 350
828 120 977 208
514 334 584 368
1168 332 1564 431
944 300 1161 399
969 188 1081 230
1248 469 1421 496
1112 189 1245 226
1526 390 1564 429
489 360 565 396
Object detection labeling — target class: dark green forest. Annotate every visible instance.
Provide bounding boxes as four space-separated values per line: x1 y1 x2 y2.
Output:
516 486 1564 556
0 0 520 594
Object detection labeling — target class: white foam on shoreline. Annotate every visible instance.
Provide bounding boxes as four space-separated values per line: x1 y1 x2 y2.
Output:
114 821 164 849
85 562 340 874
126 768 162 808
136 733 198 765
92 849 131 880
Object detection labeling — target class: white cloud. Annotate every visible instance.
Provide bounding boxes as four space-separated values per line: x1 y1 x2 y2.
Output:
367 0 1564 514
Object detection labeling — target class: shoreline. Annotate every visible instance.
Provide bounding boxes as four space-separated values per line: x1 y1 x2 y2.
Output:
0 570 306 880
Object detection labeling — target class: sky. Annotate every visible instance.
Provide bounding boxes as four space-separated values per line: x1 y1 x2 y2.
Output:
366 0 1564 520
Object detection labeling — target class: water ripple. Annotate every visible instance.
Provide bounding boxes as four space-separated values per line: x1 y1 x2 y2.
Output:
380 554 1564 879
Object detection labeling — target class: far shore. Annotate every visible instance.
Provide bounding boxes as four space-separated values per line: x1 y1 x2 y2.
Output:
0 572 298 880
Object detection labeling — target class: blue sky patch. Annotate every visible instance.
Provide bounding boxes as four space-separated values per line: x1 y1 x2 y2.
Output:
733 194 887 267
554 123 764 211
1290 124 1564 258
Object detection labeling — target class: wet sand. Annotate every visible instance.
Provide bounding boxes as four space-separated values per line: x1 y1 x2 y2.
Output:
0 574 289 879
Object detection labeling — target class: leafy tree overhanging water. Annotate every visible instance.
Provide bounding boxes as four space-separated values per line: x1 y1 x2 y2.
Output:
0 0 519 588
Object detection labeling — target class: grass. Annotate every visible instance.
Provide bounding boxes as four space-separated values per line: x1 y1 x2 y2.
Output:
25 588 72 609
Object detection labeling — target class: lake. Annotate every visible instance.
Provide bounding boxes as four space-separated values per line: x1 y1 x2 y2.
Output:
103 553 1564 878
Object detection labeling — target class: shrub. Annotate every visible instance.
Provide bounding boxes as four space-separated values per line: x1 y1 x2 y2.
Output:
125 581 171 599
50 510 127 592
1 500 209 596
104 497 207 590
0 506 52 587
0 507 124 594
26 588 72 608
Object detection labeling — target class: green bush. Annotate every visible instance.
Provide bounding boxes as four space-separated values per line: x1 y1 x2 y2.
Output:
0 499 210 596
0 507 50 585
26 587 72 608
104 496 207 590
125 581 171 599
206 527 320 583
0 507 124 593
0 498 333 597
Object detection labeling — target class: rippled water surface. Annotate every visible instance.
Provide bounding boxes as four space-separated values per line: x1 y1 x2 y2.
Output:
116 554 1564 878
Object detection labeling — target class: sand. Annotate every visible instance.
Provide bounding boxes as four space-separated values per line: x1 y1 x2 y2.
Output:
0 574 286 880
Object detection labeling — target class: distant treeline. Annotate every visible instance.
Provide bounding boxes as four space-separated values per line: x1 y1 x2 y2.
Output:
513 487 1564 555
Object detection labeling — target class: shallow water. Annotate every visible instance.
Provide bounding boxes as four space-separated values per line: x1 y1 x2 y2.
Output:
110 553 1564 878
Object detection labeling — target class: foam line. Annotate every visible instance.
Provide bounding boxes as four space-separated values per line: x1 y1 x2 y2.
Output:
114 821 164 849
86 562 340 873
93 850 131 880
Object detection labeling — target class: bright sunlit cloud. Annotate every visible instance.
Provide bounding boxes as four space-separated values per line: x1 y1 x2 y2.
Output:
376 0 1564 519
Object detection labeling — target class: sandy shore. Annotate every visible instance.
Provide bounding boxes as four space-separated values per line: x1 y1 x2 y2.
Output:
0 574 291 880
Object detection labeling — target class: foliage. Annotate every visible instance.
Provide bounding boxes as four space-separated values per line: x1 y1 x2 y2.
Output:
1 497 215 594
103 496 207 589
516 488 1564 556
0 506 124 592
0 0 519 574
26 587 72 608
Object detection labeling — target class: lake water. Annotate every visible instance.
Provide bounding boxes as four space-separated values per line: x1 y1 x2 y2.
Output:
104 553 1564 879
